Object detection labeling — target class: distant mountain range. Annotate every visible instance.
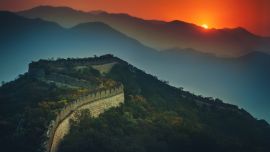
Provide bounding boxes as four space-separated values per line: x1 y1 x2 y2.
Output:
0 9 269 122
0 10 160 82
19 5 270 57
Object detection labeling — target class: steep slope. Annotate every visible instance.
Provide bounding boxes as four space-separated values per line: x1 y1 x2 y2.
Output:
19 6 270 56
0 55 269 152
0 55 120 152
159 48 270 122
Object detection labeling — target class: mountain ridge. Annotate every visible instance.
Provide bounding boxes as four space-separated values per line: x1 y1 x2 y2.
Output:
18 5 270 56
1 55 270 152
19 5 263 37
1 11 270 122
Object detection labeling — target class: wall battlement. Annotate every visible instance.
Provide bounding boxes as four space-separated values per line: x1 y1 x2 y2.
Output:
45 84 124 152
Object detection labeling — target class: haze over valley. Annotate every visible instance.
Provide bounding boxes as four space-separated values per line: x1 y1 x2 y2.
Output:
1 6 269 122
1 2 270 152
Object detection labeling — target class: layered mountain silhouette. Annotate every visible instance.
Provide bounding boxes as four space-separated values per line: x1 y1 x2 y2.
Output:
0 11 160 82
19 5 270 57
0 10 269 122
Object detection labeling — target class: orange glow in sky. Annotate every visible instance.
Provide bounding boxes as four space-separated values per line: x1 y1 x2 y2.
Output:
0 0 269 36
202 24 209 29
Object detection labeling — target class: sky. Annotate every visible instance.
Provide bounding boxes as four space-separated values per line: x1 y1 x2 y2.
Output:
0 0 270 36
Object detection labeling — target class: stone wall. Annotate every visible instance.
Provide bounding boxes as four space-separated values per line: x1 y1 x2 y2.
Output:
92 62 118 74
45 85 124 152
29 54 119 72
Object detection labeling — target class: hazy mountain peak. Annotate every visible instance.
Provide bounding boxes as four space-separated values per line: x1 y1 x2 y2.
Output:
17 6 270 56
0 11 61 28
0 10 24 19
240 51 270 60
220 26 253 35
26 5 82 13
88 10 108 15
168 20 193 26
71 22 113 31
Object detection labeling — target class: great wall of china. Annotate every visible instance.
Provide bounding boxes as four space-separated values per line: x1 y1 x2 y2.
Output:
44 84 125 152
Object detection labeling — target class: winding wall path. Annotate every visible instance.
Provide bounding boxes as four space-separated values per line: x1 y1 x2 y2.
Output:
45 85 124 152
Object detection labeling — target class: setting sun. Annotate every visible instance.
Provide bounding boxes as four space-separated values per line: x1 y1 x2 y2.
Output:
0 1 270 152
202 24 209 29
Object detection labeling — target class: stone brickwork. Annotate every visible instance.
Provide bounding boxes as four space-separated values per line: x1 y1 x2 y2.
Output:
45 84 124 152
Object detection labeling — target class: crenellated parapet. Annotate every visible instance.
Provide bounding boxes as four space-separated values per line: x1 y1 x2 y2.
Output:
44 84 124 152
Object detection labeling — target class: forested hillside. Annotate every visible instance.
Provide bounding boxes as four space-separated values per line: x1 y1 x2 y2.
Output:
0 55 269 152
